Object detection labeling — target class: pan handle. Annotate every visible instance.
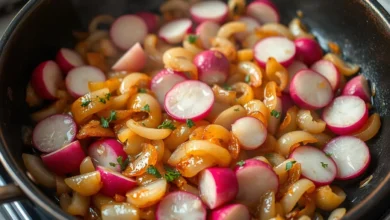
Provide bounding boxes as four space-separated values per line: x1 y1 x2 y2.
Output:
0 184 23 203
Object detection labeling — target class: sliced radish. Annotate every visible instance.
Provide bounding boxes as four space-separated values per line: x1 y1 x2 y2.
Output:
342 75 371 102
151 69 187 106
254 37 296 68
289 69 333 110
311 60 340 91
156 191 206 220
290 146 337 186
234 159 279 205
164 80 214 122
96 166 137 197
194 50 229 85
110 15 147 50
158 18 192 44
196 21 220 49
246 0 280 24
284 60 308 93
135 12 159 32
65 66 106 98
294 38 323 66
324 136 370 180
199 167 238 209
190 0 228 24
231 117 267 150
32 114 77 153
112 42 146 72
41 140 85 175
88 139 127 172
235 16 261 41
31 60 62 100
210 204 250 220
322 95 368 135
56 48 85 73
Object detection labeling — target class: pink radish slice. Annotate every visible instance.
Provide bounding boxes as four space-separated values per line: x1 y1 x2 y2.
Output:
112 42 146 72
246 0 279 24
294 38 323 66
235 16 261 41
97 166 137 197
283 60 308 93
196 21 220 49
164 80 214 122
31 60 63 100
311 60 340 91
324 136 370 180
65 66 106 98
32 114 77 153
190 0 228 24
56 48 85 73
194 50 229 85
156 191 207 220
290 146 337 186
289 69 333 110
158 18 192 44
234 159 279 205
151 69 187 106
110 15 147 50
135 12 159 32
88 139 127 172
210 204 250 220
41 140 85 175
254 37 296 68
322 95 368 135
231 117 267 150
199 168 238 209
342 75 371 102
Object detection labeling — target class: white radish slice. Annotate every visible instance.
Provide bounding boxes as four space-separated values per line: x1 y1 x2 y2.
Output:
158 18 192 44
151 69 187 106
246 0 280 24
289 69 333 110
196 21 220 49
342 75 371 102
88 139 127 172
322 95 368 135
194 50 229 85
112 42 146 72
164 80 214 122
324 136 370 180
190 0 228 24
235 16 261 41
135 12 159 32
311 60 340 91
110 15 147 50
32 114 77 153
65 65 106 98
283 60 308 93
294 38 323 66
231 117 267 150
156 191 206 220
97 166 137 197
199 167 238 209
290 146 337 186
234 159 279 205
31 60 63 100
55 48 85 73
210 204 250 220
254 37 296 68
41 140 85 175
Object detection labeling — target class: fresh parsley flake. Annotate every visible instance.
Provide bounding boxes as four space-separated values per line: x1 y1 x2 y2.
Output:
244 75 250 83
147 165 162 178
222 84 232 91
270 109 281 119
234 108 240 112
285 161 296 171
164 166 181 182
109 110 117 121
142 104 150 112
105 93 111 101
100 110 117 128
81 98 92 107
188 35 198 44
109 162 117 167
99 97 107 104
158 120 176 130
186 119 195 128
325 152 332 157
117 156 130 171
237 160 245 167
138 88 147 93
321 162 328 168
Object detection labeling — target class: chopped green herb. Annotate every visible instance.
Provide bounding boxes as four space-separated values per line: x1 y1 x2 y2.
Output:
109 110 117 121
264 153 274 158
138 88 147 93
222 84 232 91
234 108 240 112
188 35 198 44
109 162 117 167
321 162 328 168
141 122 146 127
99 97 107 104
158 120 176 130
105 93 112 101
186 119 195 128
285 161 296 171
100 110 117 128
270 109 281 119
147 165 162 178
237 160 245 167
244 75 250 83
325 152 332 157
164 166 181 182
81 98 92 107
142 104 150 112
117 156 130 171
